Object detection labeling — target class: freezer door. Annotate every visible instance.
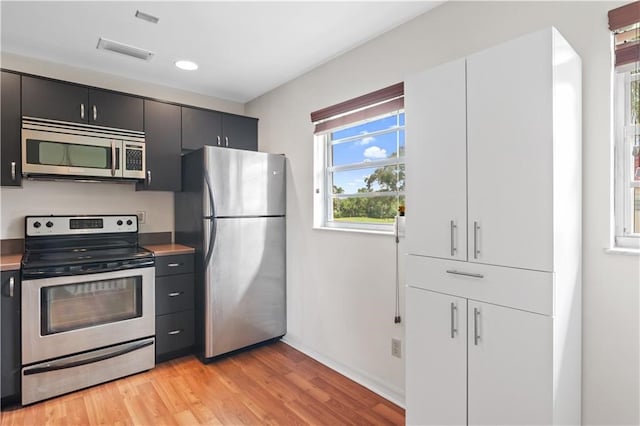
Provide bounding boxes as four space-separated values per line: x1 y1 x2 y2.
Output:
204 146 285 217
204 216 286 358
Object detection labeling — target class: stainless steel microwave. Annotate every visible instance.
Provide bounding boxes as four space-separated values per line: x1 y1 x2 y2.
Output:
21 117 145 181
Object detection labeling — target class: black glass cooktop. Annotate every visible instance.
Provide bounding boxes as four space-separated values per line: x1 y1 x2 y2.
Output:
21 246 154 280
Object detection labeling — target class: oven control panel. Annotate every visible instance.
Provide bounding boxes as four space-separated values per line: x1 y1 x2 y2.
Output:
26 215 138 236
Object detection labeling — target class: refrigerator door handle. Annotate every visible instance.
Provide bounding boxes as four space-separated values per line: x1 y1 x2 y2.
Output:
203 172 217 269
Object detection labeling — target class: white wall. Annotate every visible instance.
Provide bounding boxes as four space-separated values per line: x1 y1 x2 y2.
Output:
0 52 246 241
246 1 640 424
0 180 172 238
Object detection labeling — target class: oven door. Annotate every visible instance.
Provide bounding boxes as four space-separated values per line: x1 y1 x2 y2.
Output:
22 267 155 365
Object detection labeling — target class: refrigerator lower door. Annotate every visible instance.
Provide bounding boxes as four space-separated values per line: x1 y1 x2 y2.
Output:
204 216 286 358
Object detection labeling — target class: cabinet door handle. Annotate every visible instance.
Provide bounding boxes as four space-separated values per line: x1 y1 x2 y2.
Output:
10 161 16 181
167 263 181 267
92 105 97 121
217 136 221 146
474 307 481 346
9 276 14 298
168 329 183 336
446 270 484 279
450 220 457 256
450 302 457 338
80 104 85 120
111 141 117 176
147 170 152 186
225 136 229 147
168 291 183 297
473 221 481 259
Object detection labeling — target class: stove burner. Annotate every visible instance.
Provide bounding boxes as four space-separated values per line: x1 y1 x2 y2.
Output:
22 215 154 279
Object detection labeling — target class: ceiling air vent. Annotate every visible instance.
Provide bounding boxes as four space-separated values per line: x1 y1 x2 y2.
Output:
96 37 154 61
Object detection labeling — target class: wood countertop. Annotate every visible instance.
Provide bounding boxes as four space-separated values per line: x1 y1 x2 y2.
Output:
0 254 22 271
144 243 195 256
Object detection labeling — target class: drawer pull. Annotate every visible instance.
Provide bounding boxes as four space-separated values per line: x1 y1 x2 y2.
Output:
167 263 181 267
168 291 183 297
168 329 183 336
446 270 484 279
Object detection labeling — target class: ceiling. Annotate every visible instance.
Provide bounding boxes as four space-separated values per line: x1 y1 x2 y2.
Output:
0 1 440 103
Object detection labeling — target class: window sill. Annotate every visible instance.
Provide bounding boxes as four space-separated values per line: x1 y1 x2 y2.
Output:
313 226 395 237
604 247 640 256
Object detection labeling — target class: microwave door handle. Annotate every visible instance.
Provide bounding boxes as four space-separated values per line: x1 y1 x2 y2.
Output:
111 141 116 176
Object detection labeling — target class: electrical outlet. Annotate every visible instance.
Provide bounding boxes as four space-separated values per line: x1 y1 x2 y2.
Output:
391 338 402 358
136 211 146 224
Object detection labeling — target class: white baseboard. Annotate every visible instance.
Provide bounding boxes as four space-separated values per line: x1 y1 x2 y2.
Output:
281 336 406 408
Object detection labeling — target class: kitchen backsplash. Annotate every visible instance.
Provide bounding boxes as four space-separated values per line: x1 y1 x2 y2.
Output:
0 179 174 239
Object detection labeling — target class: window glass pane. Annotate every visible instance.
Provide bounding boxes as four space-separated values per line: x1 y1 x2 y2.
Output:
332 195 400 224
631 78 640 125
332 130 404 167
635 187 640 233
331 113 403 141
332 165 404 194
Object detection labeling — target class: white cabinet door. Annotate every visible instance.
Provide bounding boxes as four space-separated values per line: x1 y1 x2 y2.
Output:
466 30 554 272
405 58 467 260
467 301 553 425
406 287 467 426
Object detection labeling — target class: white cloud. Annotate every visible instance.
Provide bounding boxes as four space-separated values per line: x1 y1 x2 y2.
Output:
360 136 375 145
363 146 387 159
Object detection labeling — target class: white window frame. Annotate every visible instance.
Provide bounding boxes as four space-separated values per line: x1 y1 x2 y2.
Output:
313 110 405 234
613 67 640 250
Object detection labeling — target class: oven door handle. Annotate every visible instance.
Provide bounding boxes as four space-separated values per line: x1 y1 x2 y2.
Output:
23 338 154 376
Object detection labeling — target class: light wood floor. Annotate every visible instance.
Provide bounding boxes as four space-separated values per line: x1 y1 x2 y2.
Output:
0 342 404 425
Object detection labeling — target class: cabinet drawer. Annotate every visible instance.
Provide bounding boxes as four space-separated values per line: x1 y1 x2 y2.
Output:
155 254 194 276
407 255 553 316
156 311 194 356
156 274 194 315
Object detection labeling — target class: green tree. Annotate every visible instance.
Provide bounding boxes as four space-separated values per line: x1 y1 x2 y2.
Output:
333 147 405 221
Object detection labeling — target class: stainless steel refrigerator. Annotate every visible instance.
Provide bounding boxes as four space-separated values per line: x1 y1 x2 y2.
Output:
175 146 286 361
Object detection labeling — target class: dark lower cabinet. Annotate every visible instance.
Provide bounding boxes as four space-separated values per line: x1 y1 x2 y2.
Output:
137 100 182 192
155 254 195 362
1 270 20 404
1 71 22 187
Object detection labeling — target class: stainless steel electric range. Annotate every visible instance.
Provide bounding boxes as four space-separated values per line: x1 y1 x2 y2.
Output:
20 215 155 405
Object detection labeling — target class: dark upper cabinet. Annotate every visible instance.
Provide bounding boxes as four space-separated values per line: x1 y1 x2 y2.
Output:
22 75 87 124
22 75 143 131
222 113 258 151
137 100 181 192
1 270 20 401
181 106 257 152
181 107 222 151
88 89 143 131
1 71 22 186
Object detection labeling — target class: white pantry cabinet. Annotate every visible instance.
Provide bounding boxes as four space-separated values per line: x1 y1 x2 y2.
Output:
406 28 580 273
405 27 581 426
406 287 553 426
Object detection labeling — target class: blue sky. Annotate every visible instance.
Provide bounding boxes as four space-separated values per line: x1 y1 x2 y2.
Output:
331 113 405 193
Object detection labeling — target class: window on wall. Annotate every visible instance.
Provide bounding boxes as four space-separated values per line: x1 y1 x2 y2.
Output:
311 83 405 233
610 1 640 249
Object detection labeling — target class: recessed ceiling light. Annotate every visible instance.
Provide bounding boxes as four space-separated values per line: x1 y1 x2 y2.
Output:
175 60 198 71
